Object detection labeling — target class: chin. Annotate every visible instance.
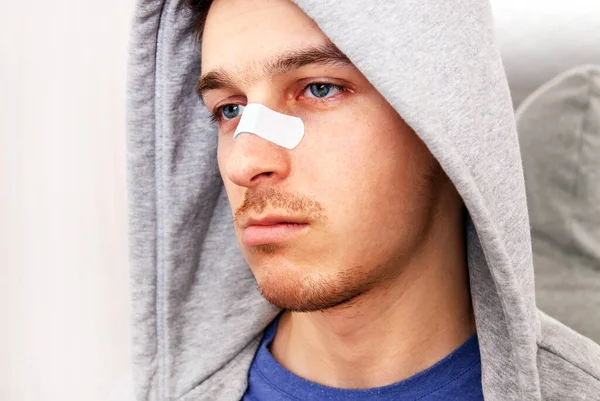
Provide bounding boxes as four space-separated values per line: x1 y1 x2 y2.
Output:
254 262 378 312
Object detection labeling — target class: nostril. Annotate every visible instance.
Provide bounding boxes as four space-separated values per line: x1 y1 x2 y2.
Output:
251 171 274 182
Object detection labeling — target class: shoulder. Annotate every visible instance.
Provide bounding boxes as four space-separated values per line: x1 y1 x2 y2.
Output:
537 311 600 400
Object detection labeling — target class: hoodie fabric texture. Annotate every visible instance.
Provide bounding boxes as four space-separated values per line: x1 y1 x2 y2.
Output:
516 65 600 343
125 1 600 400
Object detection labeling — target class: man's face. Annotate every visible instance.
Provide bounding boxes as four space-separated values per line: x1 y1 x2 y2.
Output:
200 0 442 312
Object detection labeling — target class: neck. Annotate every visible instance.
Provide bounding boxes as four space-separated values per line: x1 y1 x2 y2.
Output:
270 190 474 389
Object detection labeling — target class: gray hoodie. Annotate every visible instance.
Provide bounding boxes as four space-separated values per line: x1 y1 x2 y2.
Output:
125 1 600 400
516 65 600 344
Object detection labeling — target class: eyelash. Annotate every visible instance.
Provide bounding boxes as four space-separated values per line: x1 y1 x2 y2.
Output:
209 82 347 124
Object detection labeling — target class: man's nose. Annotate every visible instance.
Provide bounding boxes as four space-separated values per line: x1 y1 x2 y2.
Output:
225 131 292 188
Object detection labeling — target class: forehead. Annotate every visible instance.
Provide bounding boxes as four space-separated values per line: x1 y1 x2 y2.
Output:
201 0 330 73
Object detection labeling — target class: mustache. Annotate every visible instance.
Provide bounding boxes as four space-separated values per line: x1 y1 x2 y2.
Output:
233 188 326 228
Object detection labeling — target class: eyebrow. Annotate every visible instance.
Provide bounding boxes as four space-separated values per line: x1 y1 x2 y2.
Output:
196 42 352 100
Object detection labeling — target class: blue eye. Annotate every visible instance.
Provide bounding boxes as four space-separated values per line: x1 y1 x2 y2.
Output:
221 104 245 120
306 83 343 99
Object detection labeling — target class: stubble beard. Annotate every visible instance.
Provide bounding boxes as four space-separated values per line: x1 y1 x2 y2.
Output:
255 260 399 312
238 158 444 313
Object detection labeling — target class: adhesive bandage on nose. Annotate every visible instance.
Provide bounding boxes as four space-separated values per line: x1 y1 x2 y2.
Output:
233 103 305 150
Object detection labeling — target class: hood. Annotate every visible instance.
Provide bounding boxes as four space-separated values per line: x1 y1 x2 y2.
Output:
516 64 600 341
126 0 540 400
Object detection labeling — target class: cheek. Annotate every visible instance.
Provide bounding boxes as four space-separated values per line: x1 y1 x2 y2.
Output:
217 142 228 184
298 105 416 193
217 142 239 204
295 101 432 232
216 136 227 169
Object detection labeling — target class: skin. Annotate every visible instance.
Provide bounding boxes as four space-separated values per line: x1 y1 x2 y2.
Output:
200 0 475 390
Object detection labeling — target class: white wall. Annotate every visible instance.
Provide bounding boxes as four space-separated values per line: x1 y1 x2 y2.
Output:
0 1 135 400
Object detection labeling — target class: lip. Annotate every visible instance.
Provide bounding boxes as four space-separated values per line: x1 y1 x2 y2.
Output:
241 215 309 246
244 215 308 228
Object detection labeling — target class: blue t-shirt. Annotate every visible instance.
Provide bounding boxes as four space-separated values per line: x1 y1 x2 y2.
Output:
242 314 483 400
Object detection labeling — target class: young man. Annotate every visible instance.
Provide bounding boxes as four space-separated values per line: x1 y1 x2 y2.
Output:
126 0 600 400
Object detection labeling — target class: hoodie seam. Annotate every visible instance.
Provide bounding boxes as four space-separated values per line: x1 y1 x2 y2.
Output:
568 70 593 256
537 344 600 383
154 0 169 399
464 195 530 398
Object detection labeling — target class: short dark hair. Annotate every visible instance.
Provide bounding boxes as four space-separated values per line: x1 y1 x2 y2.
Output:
185 0 212 41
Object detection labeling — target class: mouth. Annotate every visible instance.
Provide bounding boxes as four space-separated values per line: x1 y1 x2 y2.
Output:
241 216 310 247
